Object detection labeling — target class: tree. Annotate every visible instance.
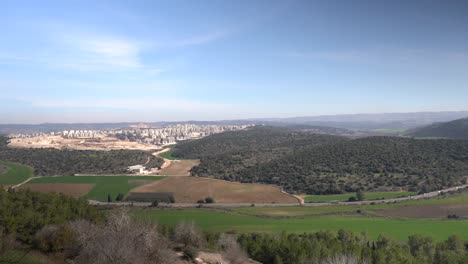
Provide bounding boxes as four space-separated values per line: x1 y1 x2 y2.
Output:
107 193 112 203
174 222 205 249
356 190 365 201
205 197 215 203
115 193 124 201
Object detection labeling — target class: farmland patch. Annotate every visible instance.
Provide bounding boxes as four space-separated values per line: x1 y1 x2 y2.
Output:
130 176 298 203
20 183 95 198
376 204 468 219
0 161 33 185
159 160 200 176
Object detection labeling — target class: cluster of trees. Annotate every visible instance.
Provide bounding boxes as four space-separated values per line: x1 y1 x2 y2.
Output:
173 127 468 194
0 136 162 176
238 231 468 264
0 188 102 243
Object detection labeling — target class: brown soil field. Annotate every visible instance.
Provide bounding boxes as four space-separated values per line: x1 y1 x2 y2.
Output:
20 183 95 198
130 177 299 204
376 204 468 219
159 160 200 176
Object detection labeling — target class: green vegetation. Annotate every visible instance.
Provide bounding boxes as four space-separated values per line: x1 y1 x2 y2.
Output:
239 232 468 264
132 209 468 241
235 192 468 217
174 128 468 194
0 136 163 176
0 161 33 185
0 188 101 243
158 148 180 160
407 117 468 139
29 175 165 201
304 191 415 203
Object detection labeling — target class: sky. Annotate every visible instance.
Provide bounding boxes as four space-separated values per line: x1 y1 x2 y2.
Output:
1 0 468 123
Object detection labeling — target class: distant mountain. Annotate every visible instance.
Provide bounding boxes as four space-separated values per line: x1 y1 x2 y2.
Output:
2 111 467 135
407 118 468 139
254 111 468 131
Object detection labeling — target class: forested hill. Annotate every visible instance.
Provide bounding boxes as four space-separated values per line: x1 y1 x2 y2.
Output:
173 126 348 159
174 128 468 194
173 126 347 176
407 118 468 139
0 136 162 176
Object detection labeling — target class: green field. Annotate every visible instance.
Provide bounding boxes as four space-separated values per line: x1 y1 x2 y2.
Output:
304 191 415 203
132 209 468 241
29 176 165 201
0 161 33 185
158 148 180 160
236 192 468 217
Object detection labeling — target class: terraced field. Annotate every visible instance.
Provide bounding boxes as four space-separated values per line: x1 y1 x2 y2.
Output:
29 176 165 201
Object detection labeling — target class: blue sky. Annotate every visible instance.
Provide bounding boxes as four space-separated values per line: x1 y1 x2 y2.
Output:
1 0 468 123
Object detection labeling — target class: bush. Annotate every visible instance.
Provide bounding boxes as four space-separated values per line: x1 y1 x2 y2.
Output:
348 196 357 202
204 197 215 203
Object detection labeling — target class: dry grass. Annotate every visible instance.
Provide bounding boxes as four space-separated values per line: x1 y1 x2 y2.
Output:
159 160 200 176
130 177 298 204
20 183 95 198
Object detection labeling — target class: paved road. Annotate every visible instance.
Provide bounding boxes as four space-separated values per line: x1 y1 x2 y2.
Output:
88 184 468 208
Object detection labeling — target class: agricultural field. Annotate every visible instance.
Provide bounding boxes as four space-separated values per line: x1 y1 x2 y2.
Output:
129 176 298 203
0 161 33 185
28 176 165 201
20 183 95 198
235 192 468 218
131 209 468 241
159 159 200 176
304 191 415 203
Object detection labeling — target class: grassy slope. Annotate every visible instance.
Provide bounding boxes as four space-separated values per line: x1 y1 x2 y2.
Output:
0 161 33 185
132 209 468 241
304 191 415 203
29 176 165 201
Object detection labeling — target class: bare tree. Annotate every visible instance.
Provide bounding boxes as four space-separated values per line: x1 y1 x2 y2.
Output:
173 222 205 249
69 209 180 264
217 233 249 264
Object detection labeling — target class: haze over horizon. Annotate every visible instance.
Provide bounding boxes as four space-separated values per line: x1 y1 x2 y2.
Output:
1 0 468 123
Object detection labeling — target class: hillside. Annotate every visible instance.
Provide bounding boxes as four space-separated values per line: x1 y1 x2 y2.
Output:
407 117 468 139
0 136 162 176
174 129 468 194
172 126 348 177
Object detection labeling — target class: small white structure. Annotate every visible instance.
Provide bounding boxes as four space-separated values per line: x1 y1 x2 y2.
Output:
127 165 146 174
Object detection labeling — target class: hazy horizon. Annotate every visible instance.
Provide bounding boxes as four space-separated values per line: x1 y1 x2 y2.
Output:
2 0 468 123
0 110 467 125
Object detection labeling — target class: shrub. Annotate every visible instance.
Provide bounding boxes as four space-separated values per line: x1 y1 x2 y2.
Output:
204 197 215 203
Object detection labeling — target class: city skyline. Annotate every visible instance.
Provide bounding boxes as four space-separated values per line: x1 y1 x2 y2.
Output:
1 0 468 123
